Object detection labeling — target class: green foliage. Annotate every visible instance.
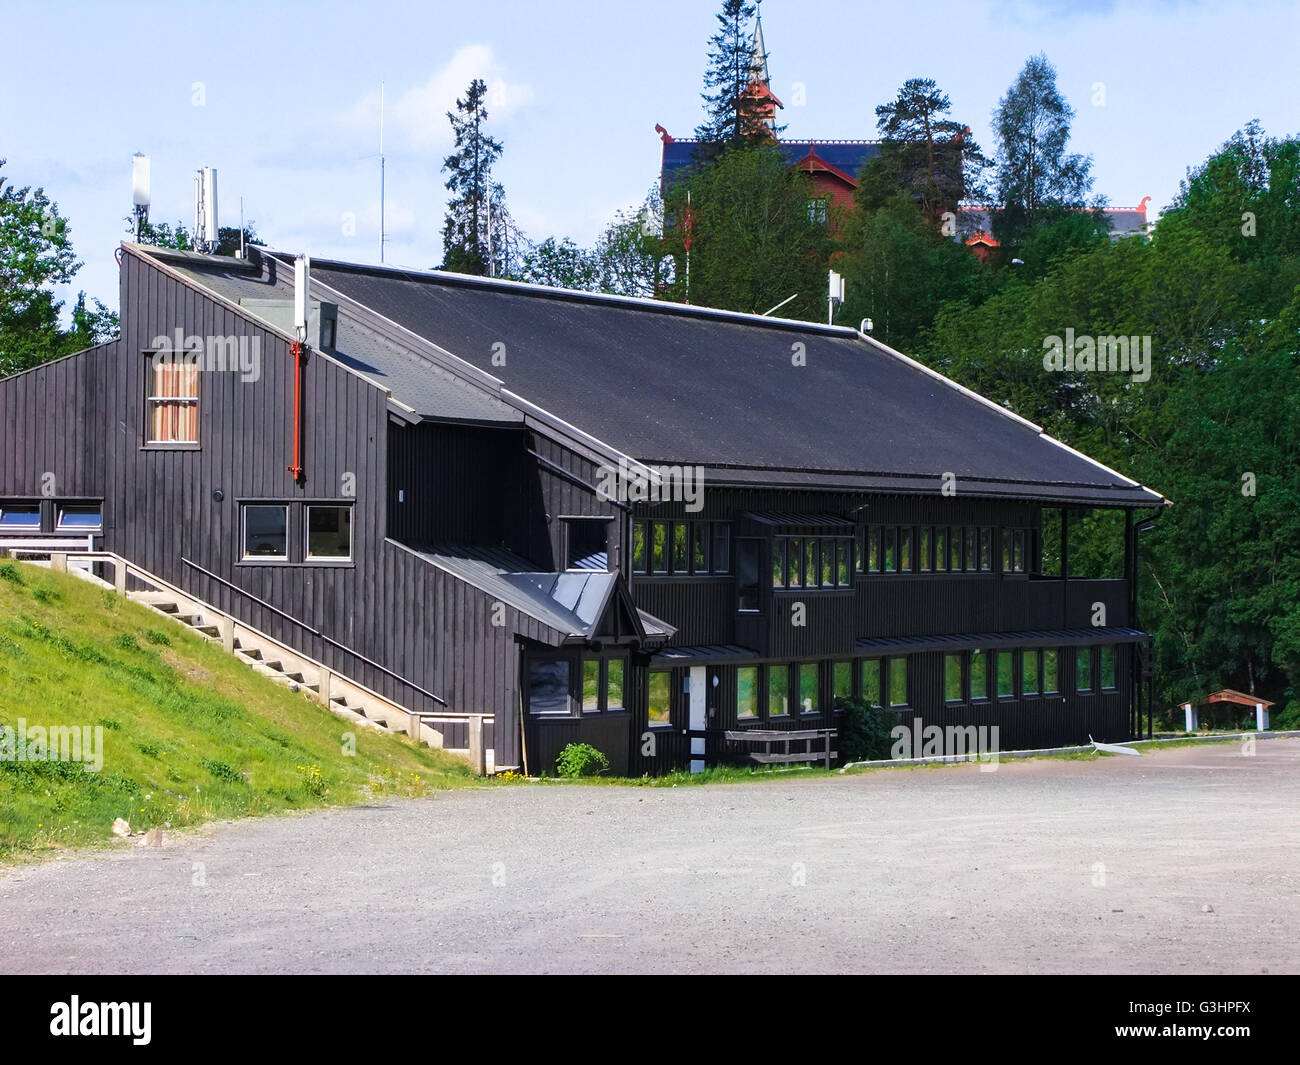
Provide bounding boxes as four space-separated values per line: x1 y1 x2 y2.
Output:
0 562 475 860
990 54 1094 245
517 237 599 291
836 194 980 348
0 158 117 375
912 123 1300 716
835 696 896 763
857 77 989 218
663 143 829 319
555 742 610 778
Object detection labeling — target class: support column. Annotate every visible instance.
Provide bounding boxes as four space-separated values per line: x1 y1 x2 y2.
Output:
688 665 707 773
1257 702 1269 732
467 715 487 775
1183 701 1197 732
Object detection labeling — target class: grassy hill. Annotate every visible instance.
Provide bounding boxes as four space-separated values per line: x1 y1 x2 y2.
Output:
0 560 476 860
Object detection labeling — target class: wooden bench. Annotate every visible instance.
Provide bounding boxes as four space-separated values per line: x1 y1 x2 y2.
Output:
723 728 837 769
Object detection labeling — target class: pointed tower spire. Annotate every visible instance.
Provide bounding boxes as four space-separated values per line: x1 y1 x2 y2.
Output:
749 0 770 87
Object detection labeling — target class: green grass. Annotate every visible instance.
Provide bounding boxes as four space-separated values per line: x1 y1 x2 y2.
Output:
0 561 476 861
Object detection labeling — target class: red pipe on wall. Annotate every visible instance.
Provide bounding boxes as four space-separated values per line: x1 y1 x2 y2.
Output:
287 341 304 481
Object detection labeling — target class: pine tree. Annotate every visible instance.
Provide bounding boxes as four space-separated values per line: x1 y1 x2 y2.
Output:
441 78 506 276
694 0 771 152
991 54 1093 244
858 78 989 221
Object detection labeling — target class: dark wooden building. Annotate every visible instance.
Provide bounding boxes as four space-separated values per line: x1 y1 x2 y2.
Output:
0 243 1167 773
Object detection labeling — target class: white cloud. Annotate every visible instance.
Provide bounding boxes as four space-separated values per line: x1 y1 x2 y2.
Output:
340 45 533 156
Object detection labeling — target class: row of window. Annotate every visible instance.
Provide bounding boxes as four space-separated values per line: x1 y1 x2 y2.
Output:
644 657 910 728
528 655 627 716
0 500 103 533
856 525 1027 575
630 520 732 576
242 503 352 563
771 535 854 590
943 645 1117 703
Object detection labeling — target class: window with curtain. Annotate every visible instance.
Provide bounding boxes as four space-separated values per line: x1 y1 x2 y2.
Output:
147 357 199 444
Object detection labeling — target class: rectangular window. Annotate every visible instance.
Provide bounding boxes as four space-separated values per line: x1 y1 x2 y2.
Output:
1013 530 1026 573
899 528 912 573
788 537 803 587
1077 648 1093 692
651 522 668 573
868 527 881 572
0 502 41 530
648 670 672 726
1002 529 1013 573
980 528 993 571
884 527 897 573
935 527 948 572
944 654 963 703
146 355 199 444
771 538 786 588
632 521 646 572
1044 649 1059 693
861 659 881 706
582 659 601 713
55 503 102 532
736 540 761 612
606 658 626 711
965 528 978 572
1022 649 1040 695
820 541 833 587
832 661 852 703
805 538 817 587
672 522 688 573
996 651 1014 698
566 518 609 571
888 657 908 707
527 658 571 716
768 664 789 717
970 650 988 701
855 528 865 572
919 527 932 572
836 540 850 586
243 504 288 560
712 523 731 574
1100 646 1116 690
306 505 352 561
736 666 759 719
693 523 709 573
949 526 963 571
798 663 818 714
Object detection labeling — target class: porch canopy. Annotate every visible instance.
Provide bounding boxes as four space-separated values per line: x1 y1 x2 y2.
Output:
1181 689 1274 732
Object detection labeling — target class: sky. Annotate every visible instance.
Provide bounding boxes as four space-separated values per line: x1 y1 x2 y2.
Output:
2 0 1297 319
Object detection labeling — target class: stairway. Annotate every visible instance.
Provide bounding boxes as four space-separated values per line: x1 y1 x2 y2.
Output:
124 587 494 772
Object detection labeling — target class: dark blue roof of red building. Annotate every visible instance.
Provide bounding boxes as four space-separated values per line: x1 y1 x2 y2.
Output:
661 137 881 187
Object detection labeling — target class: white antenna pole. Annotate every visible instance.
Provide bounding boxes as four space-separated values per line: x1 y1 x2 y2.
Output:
379 81 386 264
239 196 245 258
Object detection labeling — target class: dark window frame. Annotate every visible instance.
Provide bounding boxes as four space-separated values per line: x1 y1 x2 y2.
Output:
240 502 291 564
304 502 354 565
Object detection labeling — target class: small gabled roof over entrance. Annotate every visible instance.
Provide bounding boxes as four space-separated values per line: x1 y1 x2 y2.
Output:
413 542 674 647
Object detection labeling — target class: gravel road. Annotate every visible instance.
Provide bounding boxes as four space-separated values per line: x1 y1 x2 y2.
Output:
3 738 1297 974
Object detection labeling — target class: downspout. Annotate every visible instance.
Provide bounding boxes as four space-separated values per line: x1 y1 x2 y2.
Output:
287 340 305 483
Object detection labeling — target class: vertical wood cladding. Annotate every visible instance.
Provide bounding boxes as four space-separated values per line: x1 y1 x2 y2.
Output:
0 251 1145 775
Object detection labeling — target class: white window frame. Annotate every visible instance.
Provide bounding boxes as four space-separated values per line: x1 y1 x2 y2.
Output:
304 504 353 562
242 504 290 561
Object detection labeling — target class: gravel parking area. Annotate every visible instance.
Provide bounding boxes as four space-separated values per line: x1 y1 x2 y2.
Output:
2 738 1297 974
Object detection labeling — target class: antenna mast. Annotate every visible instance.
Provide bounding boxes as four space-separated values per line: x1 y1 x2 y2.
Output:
379 81 386 264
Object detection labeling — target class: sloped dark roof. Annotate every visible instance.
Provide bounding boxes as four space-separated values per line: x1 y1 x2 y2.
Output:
661 138 881 188
299 259 1165 507
152 250 520 427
